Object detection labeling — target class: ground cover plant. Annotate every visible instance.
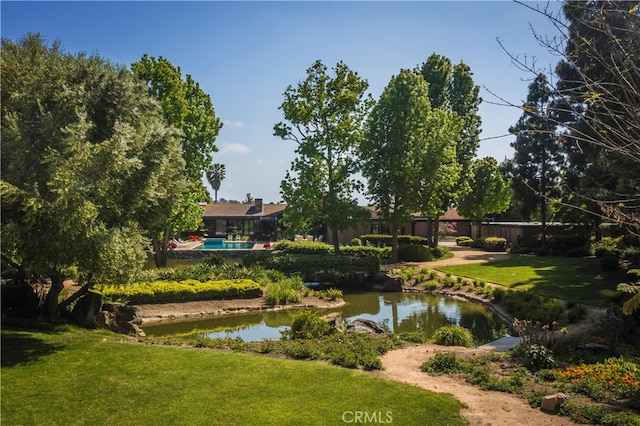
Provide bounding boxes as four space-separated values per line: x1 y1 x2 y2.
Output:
436 255 619 306
1 326 466 426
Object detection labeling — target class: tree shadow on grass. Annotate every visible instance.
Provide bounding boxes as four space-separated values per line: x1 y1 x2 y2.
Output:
1 330 67 367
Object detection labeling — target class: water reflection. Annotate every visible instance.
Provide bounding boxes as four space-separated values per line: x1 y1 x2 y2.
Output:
143 292 507 345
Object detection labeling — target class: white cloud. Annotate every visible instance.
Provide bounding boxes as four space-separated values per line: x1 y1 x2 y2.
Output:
223 120 245 128
219 142 250 155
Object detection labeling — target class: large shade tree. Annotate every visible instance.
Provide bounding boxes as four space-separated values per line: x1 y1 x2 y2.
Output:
274 60 374 252
362 70 461 262
131 55 223 266
417 54 482 245
1 34 186 319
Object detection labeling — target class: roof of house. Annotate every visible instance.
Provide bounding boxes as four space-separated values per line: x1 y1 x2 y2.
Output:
203 203 287 219
203 203 468 221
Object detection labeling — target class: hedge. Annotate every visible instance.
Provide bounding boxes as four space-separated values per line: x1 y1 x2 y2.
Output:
339 245 391 259
99 279 262 305
359 234 428 246
473 236 507 252
246 254 380 283
455 236 474 246
398 244 431 262
273 240 333 255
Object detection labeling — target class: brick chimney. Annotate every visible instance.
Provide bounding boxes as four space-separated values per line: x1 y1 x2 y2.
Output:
254 198 263 212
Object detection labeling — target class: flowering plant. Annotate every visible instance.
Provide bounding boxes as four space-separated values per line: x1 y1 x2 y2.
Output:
167 241 178 249
188 234 200 241
554 357 640 400
263 242 271 249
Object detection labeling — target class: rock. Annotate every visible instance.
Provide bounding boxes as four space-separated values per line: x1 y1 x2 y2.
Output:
95 310 116 329
584 342 609 351
370 272 402 292
102 303 142 325
347 318 386 335
323 312 346 333
70 291 103 328
540 392 568 413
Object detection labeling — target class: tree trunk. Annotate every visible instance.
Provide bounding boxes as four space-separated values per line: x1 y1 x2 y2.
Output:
432 217 440 248
331 226 340 255
58 284 89 312
45 271 65 322
391 220 399 263
151 230 170 268
426 218 433 247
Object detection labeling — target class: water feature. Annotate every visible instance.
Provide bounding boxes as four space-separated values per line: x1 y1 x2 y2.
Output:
195 238 255 250
142 292 508 345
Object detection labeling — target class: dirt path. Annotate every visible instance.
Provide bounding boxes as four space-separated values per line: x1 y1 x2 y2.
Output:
370 344 578 426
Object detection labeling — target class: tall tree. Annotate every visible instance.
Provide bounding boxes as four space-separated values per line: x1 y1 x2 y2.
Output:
132 55 223 266
507 74 564 248
274 60 374 253
457 157 511 237
1 34 186 319
206 163 226 203
499 1 639 231
362 70 461 262
417 54 482 245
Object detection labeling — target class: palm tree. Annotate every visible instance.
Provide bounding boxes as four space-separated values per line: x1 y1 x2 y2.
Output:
206 163 226 203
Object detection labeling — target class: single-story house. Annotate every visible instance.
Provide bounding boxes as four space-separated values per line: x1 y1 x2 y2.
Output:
201 199 471 244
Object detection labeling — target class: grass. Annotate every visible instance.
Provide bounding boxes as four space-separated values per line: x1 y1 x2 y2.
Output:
437 255 622 306
1 326 465 425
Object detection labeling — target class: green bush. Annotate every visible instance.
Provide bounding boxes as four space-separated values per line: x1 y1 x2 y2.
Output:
265 276 307 305
398 244 431 262
273 240 333 255
599 255 619 271
99 279 262 304
314 288 343 301
430 245 451 259
592 236 624 258
566 304 587 323
350 237 362 246
249 254 380 285
432 325 474 347
542 233 591 254
522 344 556 372
359 234 428 247
289 311 332 339
421 353 465 375
473 236 507 252
455 236 474 246
340 245 391 259
501 291 563 324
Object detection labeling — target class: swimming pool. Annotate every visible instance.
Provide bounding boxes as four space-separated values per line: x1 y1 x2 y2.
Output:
195 238 255 250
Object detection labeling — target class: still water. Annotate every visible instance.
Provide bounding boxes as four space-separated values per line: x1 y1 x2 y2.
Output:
143 292 508 345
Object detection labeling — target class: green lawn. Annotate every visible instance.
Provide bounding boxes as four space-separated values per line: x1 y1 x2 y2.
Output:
1 326 465 425
437 255 622 306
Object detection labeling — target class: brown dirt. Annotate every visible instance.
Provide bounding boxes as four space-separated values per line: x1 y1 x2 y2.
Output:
370 344 578 426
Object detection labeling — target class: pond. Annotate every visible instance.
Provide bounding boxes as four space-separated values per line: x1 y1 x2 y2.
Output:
142 292 509 346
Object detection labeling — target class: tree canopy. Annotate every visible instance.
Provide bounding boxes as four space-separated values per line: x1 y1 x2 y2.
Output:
274 60 374 252
1 34 187 319
362 70 461 261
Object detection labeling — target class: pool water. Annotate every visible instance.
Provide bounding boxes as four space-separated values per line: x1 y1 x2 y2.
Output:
196 238 255 250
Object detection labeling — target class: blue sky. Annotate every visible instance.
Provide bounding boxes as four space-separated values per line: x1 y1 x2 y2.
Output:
2 1 562 204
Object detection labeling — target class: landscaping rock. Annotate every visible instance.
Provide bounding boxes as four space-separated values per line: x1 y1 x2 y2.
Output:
370 272 402 292
102 303 142 325
70 291 103 328
540 392 568 413
96 303 145 337
347 318 386 335
323 312 346 333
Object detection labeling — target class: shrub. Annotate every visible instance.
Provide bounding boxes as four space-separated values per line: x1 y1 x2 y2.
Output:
522 344 556 372
273 240 333 255
359 234 427 247
474 236 507 252
592 236 624 258
265 276 306 305
566 304 587 323
599 255 619 271
397 244 431 262
432 325 474 347
99 279 262 304
315 288 343 301
424 280 439 291
340 245 391 259
455 236 474 246
430 245 450 259
421 353 465 375
350 237 362 246
289 310 332 339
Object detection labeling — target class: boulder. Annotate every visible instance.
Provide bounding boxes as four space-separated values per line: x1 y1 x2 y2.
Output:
96 303 145 337
370 272 402 292
101 303 142 325
540 393 568 413
323 312 346 333
70 291 103 328
347 318 386 335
